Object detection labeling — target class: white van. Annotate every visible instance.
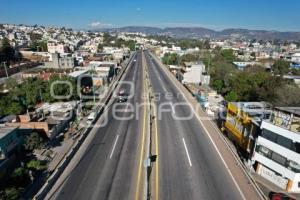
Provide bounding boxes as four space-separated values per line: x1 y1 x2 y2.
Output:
87 112 96 124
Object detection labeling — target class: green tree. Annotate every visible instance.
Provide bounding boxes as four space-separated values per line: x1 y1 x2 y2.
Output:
97 43 103 52
46 75 78 102
220 49 236 63
126 40 136 51
5 78 18 90
23 132 45 151
11 167 29 186
225 91 238 102
0 37 16 64
29 32 42 41
26 160 47 170
162 53 178 65
1 187 23 200
180 54 198 64
274 84 300 106
272 59 290 75
30 41 48 52
211 79 224 93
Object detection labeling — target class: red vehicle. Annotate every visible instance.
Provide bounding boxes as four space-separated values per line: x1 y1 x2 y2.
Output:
269 192 296 200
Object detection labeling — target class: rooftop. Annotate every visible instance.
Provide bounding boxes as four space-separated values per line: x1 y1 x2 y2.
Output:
68 70 88 78
0 126 17 140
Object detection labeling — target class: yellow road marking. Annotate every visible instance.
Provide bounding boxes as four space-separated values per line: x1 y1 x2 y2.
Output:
154 105 159 200
135 53 147 200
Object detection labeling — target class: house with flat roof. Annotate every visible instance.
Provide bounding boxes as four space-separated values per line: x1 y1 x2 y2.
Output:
182 62 210 85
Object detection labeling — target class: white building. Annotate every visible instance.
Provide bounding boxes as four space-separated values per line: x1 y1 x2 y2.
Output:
182 62 210 85
291 53 300 63
47 42 68 54
252 107 300 192
233 61 257 70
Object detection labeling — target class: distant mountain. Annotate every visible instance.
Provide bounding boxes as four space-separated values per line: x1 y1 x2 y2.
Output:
99 26 163 35
97 26 300 41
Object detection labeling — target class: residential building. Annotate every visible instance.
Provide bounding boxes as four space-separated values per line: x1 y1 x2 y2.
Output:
51 53 75 68
182 62 210 85
252 107 300 192
7 102 77 140
47 42 69 54
88 61 116 82
291 53 300 64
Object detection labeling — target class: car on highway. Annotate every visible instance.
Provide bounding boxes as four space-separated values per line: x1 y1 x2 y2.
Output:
87 112 96 125
269 192 296 200
116 89 128 103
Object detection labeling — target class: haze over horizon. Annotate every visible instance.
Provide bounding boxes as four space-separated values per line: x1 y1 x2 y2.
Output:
1 0 299 32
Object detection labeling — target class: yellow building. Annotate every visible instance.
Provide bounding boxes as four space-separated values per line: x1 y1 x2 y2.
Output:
222 102 271 157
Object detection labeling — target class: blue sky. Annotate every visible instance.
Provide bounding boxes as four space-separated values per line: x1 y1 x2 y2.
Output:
1 0 299 31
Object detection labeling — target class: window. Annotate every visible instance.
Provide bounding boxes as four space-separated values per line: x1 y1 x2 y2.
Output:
261 129 300 154
277 135 292 149
295 143 300 154
271 151 287 166
262 129 277 142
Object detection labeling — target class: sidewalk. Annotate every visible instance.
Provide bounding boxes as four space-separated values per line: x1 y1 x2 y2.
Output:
48 138 74 172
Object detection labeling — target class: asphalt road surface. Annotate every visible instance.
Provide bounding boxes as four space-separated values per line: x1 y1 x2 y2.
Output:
145 51 245 200
54 51 145 200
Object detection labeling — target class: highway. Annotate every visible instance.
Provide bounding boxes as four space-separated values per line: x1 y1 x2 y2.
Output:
145 51 246 200
49 50 259 200
53 51 147 200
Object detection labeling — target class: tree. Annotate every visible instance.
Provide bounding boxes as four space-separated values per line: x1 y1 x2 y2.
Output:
211 79 224 93
272 59 290 75
220 49 236 63
204 39 210 49
30 41 48 52
11 167 29 186
23 132 45 151
29 32 42 41
26 160 47 171
126 40 136 51
274 84 300 106
225 91 238 102
46 75 78 102
97 43 103 52
180 54 198 64
4 77 17 91
162 53 178 65
0 37 15 63
1 187 23 200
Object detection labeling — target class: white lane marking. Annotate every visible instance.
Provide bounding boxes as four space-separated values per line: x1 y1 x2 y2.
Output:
132 61 137 81
151 61 168 92
153 54 246 200
109 135 119 159
182 138 192 167
172 104 175 114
